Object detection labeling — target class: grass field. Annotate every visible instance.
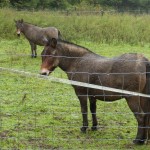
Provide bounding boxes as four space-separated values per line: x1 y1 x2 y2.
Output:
0 9 150 149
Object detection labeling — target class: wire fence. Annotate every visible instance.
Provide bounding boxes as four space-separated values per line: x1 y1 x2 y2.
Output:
15 8 150 16
60 9 150 16
1 7 150 148
1 51 150 149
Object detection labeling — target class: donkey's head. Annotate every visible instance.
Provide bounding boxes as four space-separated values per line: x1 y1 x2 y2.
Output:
14 19 24 37
40 38 59 75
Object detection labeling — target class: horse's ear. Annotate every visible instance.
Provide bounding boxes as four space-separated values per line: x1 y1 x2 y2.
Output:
51 38 57 48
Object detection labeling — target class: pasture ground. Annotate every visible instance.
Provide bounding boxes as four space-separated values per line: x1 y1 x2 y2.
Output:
1 39 150 149
0 8 150 149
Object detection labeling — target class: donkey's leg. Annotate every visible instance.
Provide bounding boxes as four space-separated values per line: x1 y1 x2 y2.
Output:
29 42 34 58
141 97 150 144
34 44 37 58
29 42 37 58
126 97 146 145
133 114 146 145
77 94 88 133
89 97 98 131
145 113 150 143
134 97 150 144
147 115 150 143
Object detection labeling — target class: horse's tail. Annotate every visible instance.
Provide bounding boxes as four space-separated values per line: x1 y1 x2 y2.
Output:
146 62 150 95
145 62 150 139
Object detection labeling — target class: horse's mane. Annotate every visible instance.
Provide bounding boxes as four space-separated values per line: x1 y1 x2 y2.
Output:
24 21 39 27
58 39 95 54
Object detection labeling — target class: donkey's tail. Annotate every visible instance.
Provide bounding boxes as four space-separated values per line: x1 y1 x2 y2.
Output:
146 63 150 95
145 62 150 140
58 30 63 40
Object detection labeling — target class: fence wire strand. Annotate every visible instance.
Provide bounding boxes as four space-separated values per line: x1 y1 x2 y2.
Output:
1 51 150 149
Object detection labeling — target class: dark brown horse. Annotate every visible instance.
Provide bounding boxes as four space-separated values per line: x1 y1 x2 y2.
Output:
14 19 61 58
40 38 150 145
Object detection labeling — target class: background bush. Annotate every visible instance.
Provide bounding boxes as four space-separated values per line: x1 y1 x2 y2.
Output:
1 0 150 11
0 8 149 45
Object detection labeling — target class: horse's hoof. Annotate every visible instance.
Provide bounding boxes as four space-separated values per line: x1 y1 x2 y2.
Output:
133 139 145 145
80 127 87 133
91 126 98 131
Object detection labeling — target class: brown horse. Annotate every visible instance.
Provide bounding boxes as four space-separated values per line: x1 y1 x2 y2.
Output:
40 38 150 145
14 19 61 58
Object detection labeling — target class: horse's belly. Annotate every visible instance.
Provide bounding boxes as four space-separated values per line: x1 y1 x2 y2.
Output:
89 72 146 101
91 90 125 102
71 69 146 102
33 39 45 46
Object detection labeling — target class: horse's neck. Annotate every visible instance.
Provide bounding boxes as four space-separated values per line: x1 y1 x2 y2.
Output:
22 23 40 33
59 42 89 57
57 42 90 72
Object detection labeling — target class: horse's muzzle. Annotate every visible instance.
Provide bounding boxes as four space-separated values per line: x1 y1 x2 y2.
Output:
40 69 50 76
40 66 56 76
40 72 48 76
40 72 52 76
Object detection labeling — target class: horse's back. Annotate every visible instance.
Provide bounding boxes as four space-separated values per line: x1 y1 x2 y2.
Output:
94 53 148 100
70 53 148 100
75 53 148 74
110 53 148 73
44 27 59 39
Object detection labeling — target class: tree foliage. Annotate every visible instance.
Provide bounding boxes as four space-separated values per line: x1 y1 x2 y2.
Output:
0 0 149 10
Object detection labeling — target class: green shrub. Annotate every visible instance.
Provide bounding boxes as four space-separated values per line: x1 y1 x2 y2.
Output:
0 8 150 45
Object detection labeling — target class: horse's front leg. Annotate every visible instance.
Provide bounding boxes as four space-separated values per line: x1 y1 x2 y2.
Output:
89 97 98 131
34 44 37 58
29 42 37 58
77 94 88 133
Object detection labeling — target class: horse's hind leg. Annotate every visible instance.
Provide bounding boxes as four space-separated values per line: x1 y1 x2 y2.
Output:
146 113 150 143
126 97 147 145
135 96 150 144
89 97 98 131
142 97 150 144
147 115 150 143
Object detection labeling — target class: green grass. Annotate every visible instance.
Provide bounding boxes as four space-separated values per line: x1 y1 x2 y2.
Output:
1 39 150 149
0 8 150 149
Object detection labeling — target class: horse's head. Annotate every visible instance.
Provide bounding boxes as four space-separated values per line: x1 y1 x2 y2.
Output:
40 38 59 76
14 19 24 37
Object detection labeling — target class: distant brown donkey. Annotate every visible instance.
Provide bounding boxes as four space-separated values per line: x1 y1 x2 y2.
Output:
14 19 61 58
40 38 150 145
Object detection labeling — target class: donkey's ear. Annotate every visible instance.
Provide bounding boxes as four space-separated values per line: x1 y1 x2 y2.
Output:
20 19 24 23
51 38 57 48
14 19 17 23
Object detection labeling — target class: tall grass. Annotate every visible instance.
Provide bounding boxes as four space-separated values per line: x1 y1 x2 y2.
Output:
0 8 150 45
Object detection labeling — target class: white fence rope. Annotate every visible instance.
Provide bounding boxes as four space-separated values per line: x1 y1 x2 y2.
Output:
1 66 150 98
